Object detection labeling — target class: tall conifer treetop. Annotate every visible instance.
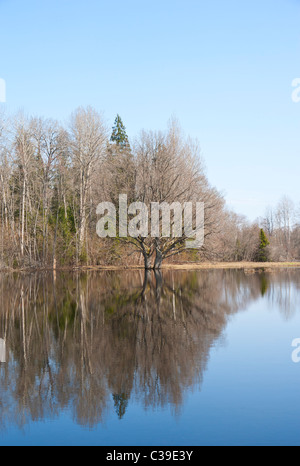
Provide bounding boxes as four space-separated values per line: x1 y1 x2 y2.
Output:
110 114 130 150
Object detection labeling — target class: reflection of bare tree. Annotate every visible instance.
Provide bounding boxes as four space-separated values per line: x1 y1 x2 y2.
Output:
0 268 298 430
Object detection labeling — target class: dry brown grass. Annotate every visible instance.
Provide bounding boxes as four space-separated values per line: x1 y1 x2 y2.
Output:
161 262 300 270
5 261 300 273
75 261 300 272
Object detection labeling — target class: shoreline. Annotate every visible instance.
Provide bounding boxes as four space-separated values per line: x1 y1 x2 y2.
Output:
161 262 300 270
1 262 300 273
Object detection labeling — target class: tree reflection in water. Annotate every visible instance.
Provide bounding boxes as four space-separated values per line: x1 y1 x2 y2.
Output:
0 268 299 429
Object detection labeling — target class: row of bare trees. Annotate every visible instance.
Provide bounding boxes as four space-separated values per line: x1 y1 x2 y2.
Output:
207 197 300 263
261 196 300 261
0 107 109 268
0 108 223 269
0 107 298 269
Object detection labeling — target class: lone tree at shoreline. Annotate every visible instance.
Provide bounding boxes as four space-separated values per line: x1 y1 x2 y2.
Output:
106 120 224 270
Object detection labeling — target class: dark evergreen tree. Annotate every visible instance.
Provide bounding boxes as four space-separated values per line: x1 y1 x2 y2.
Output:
110 115 130 150
108 115 135 204
256 229 270 262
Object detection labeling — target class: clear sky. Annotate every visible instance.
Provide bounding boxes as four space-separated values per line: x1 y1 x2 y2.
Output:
0 0 299 220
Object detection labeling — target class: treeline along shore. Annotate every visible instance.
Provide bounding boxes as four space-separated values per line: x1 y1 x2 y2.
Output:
0 109 299 271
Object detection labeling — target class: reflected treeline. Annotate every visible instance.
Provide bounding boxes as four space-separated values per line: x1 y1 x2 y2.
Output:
260 270 300 319
0 268 299 429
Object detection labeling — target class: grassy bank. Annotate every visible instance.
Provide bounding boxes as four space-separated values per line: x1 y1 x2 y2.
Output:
1 262 300 273
161 262 300 270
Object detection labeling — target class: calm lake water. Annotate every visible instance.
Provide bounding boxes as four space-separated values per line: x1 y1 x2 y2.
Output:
0 268 300 446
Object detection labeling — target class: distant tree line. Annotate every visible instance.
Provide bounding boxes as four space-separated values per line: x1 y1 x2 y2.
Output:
0 107 298 269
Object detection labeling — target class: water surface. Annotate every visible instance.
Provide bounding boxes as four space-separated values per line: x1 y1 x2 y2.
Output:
0 268 299 446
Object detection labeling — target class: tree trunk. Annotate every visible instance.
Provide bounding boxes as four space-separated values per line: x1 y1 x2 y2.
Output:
154 247 163 270
21 177 26 258
143 251 153 270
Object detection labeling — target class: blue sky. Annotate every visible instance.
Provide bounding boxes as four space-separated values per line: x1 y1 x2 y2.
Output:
0 0 299 220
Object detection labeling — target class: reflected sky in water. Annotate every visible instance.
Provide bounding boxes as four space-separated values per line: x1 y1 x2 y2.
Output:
0 268 300 446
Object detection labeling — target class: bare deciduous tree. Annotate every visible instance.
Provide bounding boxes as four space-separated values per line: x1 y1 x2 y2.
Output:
69 107 107 261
